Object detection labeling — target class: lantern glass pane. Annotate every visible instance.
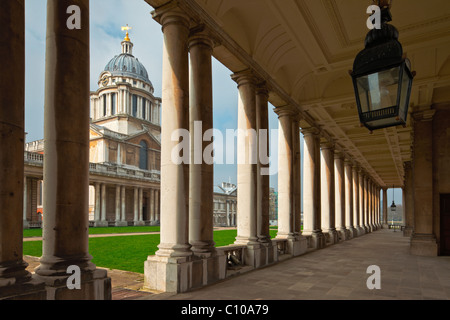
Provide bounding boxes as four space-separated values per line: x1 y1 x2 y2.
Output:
356 66 400 113
398 64 413 122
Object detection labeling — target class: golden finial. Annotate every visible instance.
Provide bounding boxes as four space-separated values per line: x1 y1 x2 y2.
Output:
121 24 132 42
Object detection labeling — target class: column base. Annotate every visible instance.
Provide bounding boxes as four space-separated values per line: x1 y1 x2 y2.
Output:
356 226 366 236
403 226 413 237
33 268 111 300
323 229 339 245
23 220 30 229
303 231 325 249
134 221 145 226
382 223 389 229
364 225 371 233
348 227 358 238
144 254 207 293
336 228 348 241
94 220 108 227
410 234 438 257
115 221 128 227
258 240 278 264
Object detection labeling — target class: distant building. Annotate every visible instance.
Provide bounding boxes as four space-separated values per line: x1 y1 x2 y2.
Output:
213 182 237 227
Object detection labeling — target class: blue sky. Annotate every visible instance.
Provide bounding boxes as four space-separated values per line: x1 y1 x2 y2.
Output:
24 0 402 204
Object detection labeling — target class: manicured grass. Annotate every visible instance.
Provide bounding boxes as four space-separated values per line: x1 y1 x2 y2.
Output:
23 226 161 238
23 228 280 274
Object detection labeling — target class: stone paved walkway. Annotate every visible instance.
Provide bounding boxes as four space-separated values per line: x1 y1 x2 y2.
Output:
143 229 450 300
24 228 450 300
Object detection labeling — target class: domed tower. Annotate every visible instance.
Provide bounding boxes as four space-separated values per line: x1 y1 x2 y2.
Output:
90 27 161 139
89 27 161 172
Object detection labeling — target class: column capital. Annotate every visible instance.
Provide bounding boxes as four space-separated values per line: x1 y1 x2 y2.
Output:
188 26 215 49
301 126 320 137
231 69 260 88
256 80 269 93
274 105 296 118
152 2 191 29
320 140 335 150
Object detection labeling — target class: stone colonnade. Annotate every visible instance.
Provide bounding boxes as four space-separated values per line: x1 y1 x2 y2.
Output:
141 3 383 294
92 183 160 227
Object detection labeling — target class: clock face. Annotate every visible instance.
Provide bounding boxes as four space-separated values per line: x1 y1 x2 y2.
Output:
102 76 109 86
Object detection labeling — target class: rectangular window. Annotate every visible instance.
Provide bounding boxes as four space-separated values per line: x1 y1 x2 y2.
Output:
142 99 147 120
111 93 116 115
103 95 107 117
132 94 138 117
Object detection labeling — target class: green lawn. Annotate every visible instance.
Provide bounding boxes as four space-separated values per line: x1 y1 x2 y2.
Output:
23 228 279 274
23 225 161 238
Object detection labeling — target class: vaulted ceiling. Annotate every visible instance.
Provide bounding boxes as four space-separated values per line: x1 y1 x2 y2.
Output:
145 0 450 188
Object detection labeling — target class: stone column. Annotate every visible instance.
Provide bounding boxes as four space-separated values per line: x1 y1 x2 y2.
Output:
276 107 306 256
0 0 46 300
382 187 388 228
155 189 160 222
256 85 277 263
302 127 324 249
99 184 107 227
256 85 271 244
320 142 338 244
133 187 139 225
23 177 30 229
334 151 346 241
115 185 121 225
149 188 155 223
410 109 437 256
119 186 127 226
344 159 356 238
363 176 370 232
94 183 101 225
231 69 262 267
358 170 366 235
368 180 373 231
403 161 414 237
145 8 193 293
34 0 110 299
188 31 215 255
138 188 144 225
352 165 363 236
292 116 302 238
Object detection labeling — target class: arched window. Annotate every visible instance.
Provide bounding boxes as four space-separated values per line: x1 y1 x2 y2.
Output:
139 140 148 170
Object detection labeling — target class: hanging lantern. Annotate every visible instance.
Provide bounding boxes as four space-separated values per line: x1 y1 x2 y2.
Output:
350 0 415 132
